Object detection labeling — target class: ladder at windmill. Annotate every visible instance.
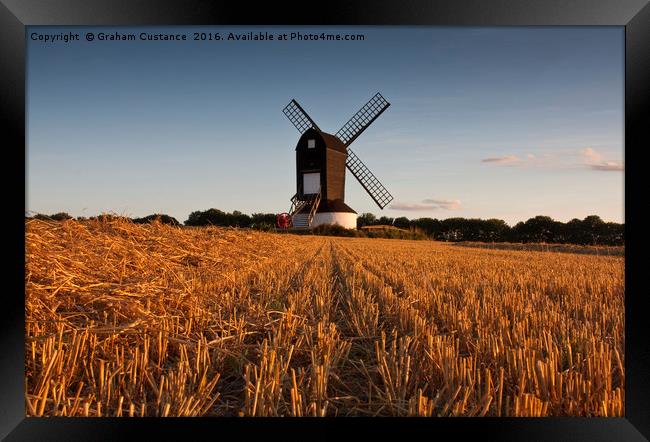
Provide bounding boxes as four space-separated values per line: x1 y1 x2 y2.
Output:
283 92 394 229
289 185 321 228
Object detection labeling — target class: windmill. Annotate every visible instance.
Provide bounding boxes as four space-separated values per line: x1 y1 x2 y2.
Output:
281 92 393 229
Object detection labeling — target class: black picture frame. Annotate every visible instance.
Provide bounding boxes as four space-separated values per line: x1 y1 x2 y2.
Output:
3 0 648 440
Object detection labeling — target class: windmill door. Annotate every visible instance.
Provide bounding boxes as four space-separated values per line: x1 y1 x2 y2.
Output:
303 172 320 194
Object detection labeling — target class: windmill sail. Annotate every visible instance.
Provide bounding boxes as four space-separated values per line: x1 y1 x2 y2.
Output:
335 93 390 146
346 148 393 209
283 99 321 134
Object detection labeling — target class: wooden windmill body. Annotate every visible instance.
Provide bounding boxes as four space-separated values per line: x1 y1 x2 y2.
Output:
283 93 394 229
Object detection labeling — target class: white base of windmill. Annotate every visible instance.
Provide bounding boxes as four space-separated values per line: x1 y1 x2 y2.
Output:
311 212 357 229
292 212 357 229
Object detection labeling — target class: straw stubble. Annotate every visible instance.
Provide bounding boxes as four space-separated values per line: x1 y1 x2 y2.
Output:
25 218 624 417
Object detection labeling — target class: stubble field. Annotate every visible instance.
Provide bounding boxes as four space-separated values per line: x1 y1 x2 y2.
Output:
25 219 625 417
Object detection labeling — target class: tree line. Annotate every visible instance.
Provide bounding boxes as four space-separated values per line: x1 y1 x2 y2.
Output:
27 210 623 246
358 213 623 246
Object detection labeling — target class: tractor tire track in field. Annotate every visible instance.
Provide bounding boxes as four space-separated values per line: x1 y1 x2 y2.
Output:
220 239 332 415
328 240 387 416
334 240 426 335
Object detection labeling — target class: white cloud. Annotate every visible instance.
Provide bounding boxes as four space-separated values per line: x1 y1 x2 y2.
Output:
481 155 522 165
580 148 624 171
481 148 623 172
589 162 624 171
580 147 602 163
390 198 462 211
421 198 462 210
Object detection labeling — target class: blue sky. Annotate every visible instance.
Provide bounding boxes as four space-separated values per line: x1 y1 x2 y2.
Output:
27 26 624 225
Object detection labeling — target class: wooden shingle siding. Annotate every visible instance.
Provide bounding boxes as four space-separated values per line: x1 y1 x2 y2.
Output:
326 148 347 201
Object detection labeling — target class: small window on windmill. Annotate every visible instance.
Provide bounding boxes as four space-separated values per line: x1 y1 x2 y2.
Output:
307 139 316 149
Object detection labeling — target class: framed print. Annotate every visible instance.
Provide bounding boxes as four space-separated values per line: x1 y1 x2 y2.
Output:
2 0 649 440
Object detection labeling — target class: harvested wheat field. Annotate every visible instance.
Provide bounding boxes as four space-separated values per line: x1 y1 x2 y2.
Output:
25 218 625 417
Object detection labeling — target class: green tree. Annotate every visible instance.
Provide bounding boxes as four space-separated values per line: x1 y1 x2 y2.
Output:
133 214 180 226
185 209 228 226
581 215 606 245
50 212 73 221
357 213 377 228
393 217 410 229
481 218 510 242
251 213 277 225
230 210 251 227
377 216 394 226
411 218 441 237
563 218 586 244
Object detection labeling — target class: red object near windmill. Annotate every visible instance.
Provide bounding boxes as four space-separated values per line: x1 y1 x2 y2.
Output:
276 212 292 229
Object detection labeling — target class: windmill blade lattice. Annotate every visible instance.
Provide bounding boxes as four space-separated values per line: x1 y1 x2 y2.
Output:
283 99 321 134
335 93 390 146
346 148 394 209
